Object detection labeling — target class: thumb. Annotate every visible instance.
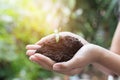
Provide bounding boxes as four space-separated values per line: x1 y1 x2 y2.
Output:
53 56 85 71
53 44 93 72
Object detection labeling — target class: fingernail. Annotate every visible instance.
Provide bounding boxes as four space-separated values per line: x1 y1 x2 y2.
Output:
29 56 37 63
29 55 35 60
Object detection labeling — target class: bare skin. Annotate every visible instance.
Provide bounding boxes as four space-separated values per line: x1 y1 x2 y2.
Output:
93 21 120 75
111 22 120 54
26 22 120 76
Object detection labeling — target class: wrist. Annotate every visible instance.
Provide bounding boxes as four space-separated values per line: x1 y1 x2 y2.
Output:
83 44 103 63
92 45 109 64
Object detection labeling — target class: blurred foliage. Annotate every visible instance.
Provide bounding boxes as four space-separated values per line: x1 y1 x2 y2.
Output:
0 0 118 80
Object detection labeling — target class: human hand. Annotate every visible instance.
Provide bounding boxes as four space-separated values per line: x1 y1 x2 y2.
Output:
52 44 101 76
26 32 97 75
26 44 55 70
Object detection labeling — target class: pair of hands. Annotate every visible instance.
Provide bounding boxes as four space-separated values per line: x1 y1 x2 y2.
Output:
26 32 100 76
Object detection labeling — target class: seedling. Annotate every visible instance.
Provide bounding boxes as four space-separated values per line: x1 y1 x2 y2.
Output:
54 29 60 43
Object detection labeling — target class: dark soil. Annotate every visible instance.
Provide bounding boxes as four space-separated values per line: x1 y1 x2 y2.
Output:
35 35 83 62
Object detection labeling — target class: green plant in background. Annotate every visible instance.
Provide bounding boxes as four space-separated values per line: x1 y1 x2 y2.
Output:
64 0 118 47
0 0 54 80
0 0 118 80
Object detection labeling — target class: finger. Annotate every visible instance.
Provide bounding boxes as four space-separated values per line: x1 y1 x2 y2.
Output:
55 68 83 76
53 56 85 71
68 68 83 76
31 53 55 70
35 34 54 45
29 55 51 70
34 53 55 66
26 45 41 50
26 50 36 56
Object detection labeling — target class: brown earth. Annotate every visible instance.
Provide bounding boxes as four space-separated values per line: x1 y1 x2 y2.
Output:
35 35 83 62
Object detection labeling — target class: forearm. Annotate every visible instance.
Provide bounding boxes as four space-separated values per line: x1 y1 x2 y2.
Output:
110 21 120 54
94 45 120 75
93 21 120 75
92 63 114 75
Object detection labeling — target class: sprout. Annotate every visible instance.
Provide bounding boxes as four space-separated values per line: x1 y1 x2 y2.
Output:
54 29 60 43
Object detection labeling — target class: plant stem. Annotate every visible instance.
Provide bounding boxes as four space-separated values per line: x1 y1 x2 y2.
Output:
54 29 60 43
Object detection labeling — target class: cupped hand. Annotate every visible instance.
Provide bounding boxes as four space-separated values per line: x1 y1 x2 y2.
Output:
26 44 55 70
52 44 100 76
26 32 97 75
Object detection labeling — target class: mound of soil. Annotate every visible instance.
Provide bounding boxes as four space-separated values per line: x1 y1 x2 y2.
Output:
35 35 83 62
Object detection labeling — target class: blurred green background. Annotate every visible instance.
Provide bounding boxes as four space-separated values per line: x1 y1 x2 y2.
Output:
0 0 118 80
